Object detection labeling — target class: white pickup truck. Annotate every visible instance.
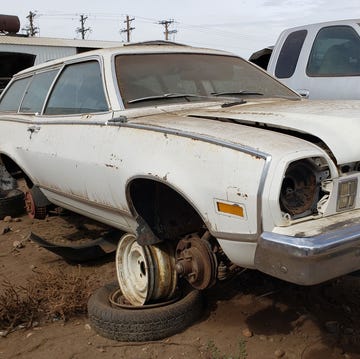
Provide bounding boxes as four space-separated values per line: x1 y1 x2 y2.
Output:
249 19 360 99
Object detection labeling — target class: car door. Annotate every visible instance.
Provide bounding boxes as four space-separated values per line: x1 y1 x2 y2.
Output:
19 59 133 229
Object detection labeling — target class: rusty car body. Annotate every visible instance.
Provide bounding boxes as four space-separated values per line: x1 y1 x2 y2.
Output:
0 42 360 305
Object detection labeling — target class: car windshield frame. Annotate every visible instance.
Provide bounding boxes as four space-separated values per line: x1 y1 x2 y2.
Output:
114 52 300 108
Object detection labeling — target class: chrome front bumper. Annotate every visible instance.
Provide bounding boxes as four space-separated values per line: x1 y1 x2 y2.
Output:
254 215 360 285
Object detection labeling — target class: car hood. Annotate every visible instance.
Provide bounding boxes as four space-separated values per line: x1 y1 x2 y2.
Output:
128 99 360 164
181 99 360 164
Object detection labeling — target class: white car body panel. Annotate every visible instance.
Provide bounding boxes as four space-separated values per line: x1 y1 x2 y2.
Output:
0 44 360 285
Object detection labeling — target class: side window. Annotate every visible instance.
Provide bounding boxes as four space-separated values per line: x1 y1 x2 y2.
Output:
307 26 360 77
275 30 307 78
20 69 59 113
0 77 31 112
44 61 108 115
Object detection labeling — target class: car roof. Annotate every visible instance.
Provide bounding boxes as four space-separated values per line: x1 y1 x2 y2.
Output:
15 41 235 77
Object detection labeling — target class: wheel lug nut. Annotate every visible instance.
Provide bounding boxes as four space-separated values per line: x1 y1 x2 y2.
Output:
175 263 185 275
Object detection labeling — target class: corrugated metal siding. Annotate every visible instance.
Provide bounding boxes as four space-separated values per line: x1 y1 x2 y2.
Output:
0 44 76 64
0 36 122 48
0 36 122 66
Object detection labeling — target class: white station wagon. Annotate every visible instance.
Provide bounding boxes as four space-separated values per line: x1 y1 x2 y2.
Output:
0 41 360 341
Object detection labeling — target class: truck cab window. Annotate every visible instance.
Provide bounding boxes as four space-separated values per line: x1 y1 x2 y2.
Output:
307 25 360 77
275 30 307 78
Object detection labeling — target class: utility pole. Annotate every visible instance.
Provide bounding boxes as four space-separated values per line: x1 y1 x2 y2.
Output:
22 11 39 36
121 15 135 43
76 14 91 40
158 19 177 41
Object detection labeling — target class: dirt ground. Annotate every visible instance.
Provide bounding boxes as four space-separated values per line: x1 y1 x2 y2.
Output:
1 212 360 359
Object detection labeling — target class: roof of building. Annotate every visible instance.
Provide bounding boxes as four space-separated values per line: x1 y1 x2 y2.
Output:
0 35 123 48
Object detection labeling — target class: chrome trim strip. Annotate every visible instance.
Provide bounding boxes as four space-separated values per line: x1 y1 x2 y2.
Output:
110 53 126 110
122 122 269 159
40 184 132 217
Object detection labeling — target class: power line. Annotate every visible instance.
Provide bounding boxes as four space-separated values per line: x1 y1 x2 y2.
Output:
22 11 39 36
158 19 177 41
22 10 269 54
120 15 135 42
76 14 91 39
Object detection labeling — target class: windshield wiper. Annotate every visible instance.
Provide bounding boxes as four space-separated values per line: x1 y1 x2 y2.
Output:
211 90 264 97
127 93 204 104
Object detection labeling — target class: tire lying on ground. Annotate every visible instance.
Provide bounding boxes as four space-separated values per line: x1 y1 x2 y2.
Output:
87 282 204 342
0 189 25 219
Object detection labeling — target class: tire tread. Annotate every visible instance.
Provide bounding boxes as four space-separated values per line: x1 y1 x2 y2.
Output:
87 282 203 341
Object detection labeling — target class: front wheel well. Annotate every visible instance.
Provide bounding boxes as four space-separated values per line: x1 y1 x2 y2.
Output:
128 178 204 241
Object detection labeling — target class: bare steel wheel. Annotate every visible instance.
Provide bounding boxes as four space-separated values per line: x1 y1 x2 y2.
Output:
115 233 178 306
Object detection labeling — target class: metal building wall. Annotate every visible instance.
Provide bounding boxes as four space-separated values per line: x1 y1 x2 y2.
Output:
0 44 76 64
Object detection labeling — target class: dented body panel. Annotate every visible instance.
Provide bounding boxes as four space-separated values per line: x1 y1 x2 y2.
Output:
0 44 360 286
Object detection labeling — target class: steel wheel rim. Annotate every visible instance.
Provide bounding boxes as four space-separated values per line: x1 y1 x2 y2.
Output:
116 233 178 306
116 233 152 305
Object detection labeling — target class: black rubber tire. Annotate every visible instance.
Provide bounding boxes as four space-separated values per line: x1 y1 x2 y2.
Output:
87 282 204 342
0 189 25 220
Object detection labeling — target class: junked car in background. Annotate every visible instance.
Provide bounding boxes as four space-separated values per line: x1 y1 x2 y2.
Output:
250 19 360 99
0 41 360 341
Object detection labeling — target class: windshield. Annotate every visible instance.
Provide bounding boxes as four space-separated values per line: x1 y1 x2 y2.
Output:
115 53 299 108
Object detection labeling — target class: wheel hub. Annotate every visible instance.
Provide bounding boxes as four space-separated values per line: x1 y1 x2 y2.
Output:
175 233 217 290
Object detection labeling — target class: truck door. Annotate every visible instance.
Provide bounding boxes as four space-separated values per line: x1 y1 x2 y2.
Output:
305 25 360 99
273 25 360 99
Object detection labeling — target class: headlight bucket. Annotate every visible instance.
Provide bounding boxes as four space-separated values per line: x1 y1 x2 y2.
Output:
280 161 317 217
280 158 330 219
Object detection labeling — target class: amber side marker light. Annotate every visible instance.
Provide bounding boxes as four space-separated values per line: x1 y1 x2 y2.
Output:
217 201 244 217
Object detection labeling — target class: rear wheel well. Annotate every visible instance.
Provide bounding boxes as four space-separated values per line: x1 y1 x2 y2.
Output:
0 155 32 185
128 178 204 241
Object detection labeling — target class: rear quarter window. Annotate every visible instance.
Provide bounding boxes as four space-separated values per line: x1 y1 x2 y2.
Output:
20 69 59 113
275 30 307 78
0 77 31 112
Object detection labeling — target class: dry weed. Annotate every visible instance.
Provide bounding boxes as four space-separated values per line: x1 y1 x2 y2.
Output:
0 280 39 331
0 266 96 333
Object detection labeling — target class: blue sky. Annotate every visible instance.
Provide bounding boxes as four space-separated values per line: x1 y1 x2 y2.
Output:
2 0 360 57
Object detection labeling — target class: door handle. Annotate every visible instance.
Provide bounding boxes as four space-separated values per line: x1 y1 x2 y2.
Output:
297 89 310 99
27 125 41 134
27 125 41 138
